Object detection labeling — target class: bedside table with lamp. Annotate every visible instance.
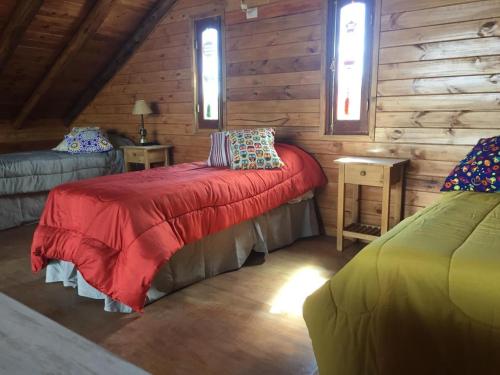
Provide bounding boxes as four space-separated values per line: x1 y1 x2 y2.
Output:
122 100 173 172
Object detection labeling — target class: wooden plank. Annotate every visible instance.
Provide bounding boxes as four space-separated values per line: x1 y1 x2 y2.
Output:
225 10 322 38
342 230 379 242
377 93 500 111
227 71 321 89
139 31 190 51
295 140 471 162
375 128 500 145
376 111 500 128
336 164 345 251
65 0 179 127
228 55 321 76
160 1 225 25
226 25 321 51
225 0 271 12
381 0 474 15
120 55 191 74
128 44 190 65
381 0 500 31
92 91 192 105
13 0 116 129
226 40 321 64
114 68 191 85
377 74 500 96
227 84 320 101
227 112 320 127
86 101 191 115
381 18 500 47
378 55 500 80
225 0 322 26
380 37 500 64
227 99 320 114
101 80 192 95
0 0 43 72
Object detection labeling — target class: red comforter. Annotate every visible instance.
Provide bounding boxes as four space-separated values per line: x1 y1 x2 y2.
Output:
31 144 326 311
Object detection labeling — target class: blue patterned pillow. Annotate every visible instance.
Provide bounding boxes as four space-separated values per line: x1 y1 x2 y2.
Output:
65 129 113 154
441 136 500 192
53 127 102 151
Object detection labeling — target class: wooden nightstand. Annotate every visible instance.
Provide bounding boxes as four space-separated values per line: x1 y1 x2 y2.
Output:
335 157 409 251
121 145 173 172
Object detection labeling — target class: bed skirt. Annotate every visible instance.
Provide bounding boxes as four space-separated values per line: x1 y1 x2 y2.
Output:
46 197 319 313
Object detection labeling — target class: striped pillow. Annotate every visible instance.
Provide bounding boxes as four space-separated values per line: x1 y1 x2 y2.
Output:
207 131 231 167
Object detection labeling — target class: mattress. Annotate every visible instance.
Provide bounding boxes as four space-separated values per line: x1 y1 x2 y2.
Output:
46 197 319 312
303 191 500 375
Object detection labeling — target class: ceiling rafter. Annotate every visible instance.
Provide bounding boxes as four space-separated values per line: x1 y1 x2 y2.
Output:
64 0 178 127
0 0 44 73
14 0 117 129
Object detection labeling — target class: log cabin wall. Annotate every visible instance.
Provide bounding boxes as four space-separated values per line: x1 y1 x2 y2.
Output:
74 0 500 235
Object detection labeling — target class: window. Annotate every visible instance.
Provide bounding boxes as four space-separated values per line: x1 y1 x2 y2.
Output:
326 0 374 135
194 16 223 130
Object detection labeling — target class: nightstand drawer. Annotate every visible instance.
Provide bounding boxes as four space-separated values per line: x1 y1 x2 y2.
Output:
122 145 173 172
147 149 167 163
127 150 145 163
344 164 384 187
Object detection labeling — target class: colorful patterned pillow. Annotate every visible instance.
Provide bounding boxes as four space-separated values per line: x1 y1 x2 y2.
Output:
227 128 285 170
64 129 113 154
207 131 231 167
53 127 102 152
441 136 500 192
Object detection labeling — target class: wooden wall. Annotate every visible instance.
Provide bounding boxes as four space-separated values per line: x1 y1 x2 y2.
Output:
73 0 500 235
0 0 158 153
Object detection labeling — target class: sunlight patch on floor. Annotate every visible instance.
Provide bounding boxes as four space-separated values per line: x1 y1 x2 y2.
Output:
269 267 328 317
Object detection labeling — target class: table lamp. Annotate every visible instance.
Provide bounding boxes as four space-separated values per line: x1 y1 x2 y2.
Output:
132 99 153 145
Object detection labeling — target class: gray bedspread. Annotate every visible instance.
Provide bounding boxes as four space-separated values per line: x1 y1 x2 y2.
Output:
0 150 124 230
0 149 123 195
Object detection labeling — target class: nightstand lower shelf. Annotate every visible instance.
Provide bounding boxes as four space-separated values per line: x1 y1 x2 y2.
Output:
343 223 381 242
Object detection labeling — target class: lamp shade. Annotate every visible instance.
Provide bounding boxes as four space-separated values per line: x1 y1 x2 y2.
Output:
132 100 152 115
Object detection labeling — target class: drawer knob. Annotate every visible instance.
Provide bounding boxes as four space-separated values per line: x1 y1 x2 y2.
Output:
360 170 367 176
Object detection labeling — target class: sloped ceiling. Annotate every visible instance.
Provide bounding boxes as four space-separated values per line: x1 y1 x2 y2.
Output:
0 0 158 126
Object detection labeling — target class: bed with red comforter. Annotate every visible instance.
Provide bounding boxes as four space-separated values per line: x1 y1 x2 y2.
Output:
31 144 326 312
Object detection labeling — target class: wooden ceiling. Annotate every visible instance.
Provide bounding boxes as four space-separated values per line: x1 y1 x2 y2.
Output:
0 0 172 128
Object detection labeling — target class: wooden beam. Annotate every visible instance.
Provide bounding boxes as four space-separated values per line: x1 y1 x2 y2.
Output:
64 0 178 127
0 0 43 73
13 0 116 129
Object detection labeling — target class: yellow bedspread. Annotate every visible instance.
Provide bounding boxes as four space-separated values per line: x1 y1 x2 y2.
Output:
304 192 500 375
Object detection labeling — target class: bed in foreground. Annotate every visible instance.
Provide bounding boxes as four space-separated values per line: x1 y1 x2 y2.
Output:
31 144 326 312
304 191 500 374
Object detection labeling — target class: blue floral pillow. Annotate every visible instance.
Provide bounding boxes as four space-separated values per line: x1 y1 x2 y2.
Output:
441 136 500 192
53 127 102 151
64 129 113 154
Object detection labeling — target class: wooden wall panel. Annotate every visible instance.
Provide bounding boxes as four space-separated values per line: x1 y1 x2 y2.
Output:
69 0 500 236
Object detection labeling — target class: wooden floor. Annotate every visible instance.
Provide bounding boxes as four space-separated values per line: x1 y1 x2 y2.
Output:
0 224 361 375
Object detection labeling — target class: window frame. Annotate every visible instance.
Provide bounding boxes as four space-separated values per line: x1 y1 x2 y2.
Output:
194 16 224 130
324 0 377 137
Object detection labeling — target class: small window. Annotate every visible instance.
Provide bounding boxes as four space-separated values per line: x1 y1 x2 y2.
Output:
194 16 223 130
326 0 374 135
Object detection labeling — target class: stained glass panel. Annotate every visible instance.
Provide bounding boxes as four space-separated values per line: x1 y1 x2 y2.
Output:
201 28 220 121
335 2 366 121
